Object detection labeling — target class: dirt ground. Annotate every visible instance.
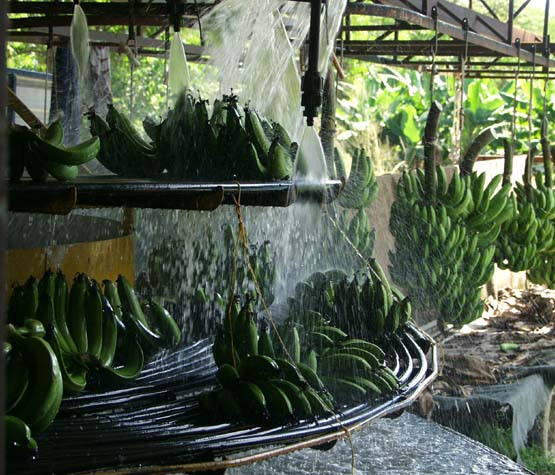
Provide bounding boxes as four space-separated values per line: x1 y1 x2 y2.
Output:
419 285 555 411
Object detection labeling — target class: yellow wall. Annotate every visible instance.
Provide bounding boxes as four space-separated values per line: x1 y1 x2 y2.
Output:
6 234 134 296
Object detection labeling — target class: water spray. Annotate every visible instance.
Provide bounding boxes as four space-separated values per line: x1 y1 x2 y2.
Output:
167 0 190 96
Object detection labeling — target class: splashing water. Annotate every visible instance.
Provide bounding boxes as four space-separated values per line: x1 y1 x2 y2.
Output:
168 31 190 97
201 0 347 142
70 4 90 81
296 125 327 180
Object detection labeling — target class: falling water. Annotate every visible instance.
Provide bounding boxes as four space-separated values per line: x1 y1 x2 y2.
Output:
70 3 93 111
168 31 191 96
201 0 347 142
70 4 90 83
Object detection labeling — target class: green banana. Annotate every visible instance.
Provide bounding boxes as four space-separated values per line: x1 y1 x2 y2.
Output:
339 339 385 360
8 326 63 433
302 387 333 416
267 137 293 180
18 319 46 338
67 274 88 354
30 135 100 166
6 349 29 412
98 297 118 368
233 381 268 422
312 325 348 343
306 349 318 372
216 388 243 422
102 279 125 327
319 352 373 376
237 355 280 381
5 415 38 458
296 361 327 392
98 331 144 386
8 285 26 326
85 280 103 359
46 327 87 394
245 108 271 162
216 364 240 388
322 376 367 403
257 325 276 359
270 379 313 419
147 299 181 347
290 325 301 363
21 276 39 320
255 380 294 422
54 271 79 354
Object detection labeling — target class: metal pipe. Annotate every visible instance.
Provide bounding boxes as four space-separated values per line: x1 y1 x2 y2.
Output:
301 0 323 126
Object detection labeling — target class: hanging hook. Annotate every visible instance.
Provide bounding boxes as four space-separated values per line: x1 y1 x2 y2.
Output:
458 18 470 164
430 6 439 100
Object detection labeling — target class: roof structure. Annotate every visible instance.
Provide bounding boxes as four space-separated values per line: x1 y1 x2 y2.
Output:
5 0 555 78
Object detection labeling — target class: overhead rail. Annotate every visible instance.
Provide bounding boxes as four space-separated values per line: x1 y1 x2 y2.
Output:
341 0 554 79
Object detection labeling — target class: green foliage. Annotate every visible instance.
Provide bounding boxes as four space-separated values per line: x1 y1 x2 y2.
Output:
467 422 555 475
520 444 555 475
337 61 555 172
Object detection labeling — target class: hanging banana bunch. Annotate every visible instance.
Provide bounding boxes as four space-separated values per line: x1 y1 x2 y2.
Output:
526 122 555 285
389 103 498 326
89 92 298 181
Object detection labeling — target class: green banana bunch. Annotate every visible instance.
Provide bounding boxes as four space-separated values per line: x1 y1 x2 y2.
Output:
149 228 276 343
336 147 378 209
464 172 514 246
88 106 163 178
287 266 406 341
9 120 99 182
495 194 541 272
8 270 180 396
390 174 490 326
345 209 375 260
94 91 296 181
528 255 555 287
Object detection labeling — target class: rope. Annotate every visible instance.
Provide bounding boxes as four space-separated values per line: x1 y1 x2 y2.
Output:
231 193 356 474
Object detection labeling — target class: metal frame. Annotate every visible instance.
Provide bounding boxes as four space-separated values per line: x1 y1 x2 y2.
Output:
5 0 554 77
341 1 554 78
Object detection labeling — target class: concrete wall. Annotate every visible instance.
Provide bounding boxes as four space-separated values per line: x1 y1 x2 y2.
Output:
369 156 529 293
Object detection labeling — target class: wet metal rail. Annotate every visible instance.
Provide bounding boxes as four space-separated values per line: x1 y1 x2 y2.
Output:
8 324 437 475
7 177 344 214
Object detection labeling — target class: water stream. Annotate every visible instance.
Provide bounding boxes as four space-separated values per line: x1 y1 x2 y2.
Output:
228 413 531 475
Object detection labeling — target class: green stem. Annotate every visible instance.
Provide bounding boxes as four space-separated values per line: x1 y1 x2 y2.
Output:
460 127 496 176
423 100 442 203
503 138 513 186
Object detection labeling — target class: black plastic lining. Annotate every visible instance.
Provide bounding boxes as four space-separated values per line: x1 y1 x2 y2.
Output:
8 324 437 474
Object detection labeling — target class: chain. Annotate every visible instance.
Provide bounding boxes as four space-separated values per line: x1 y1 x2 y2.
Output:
527 45 536 152
511 39 521 145
430 7 439 102
459 18 469 163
